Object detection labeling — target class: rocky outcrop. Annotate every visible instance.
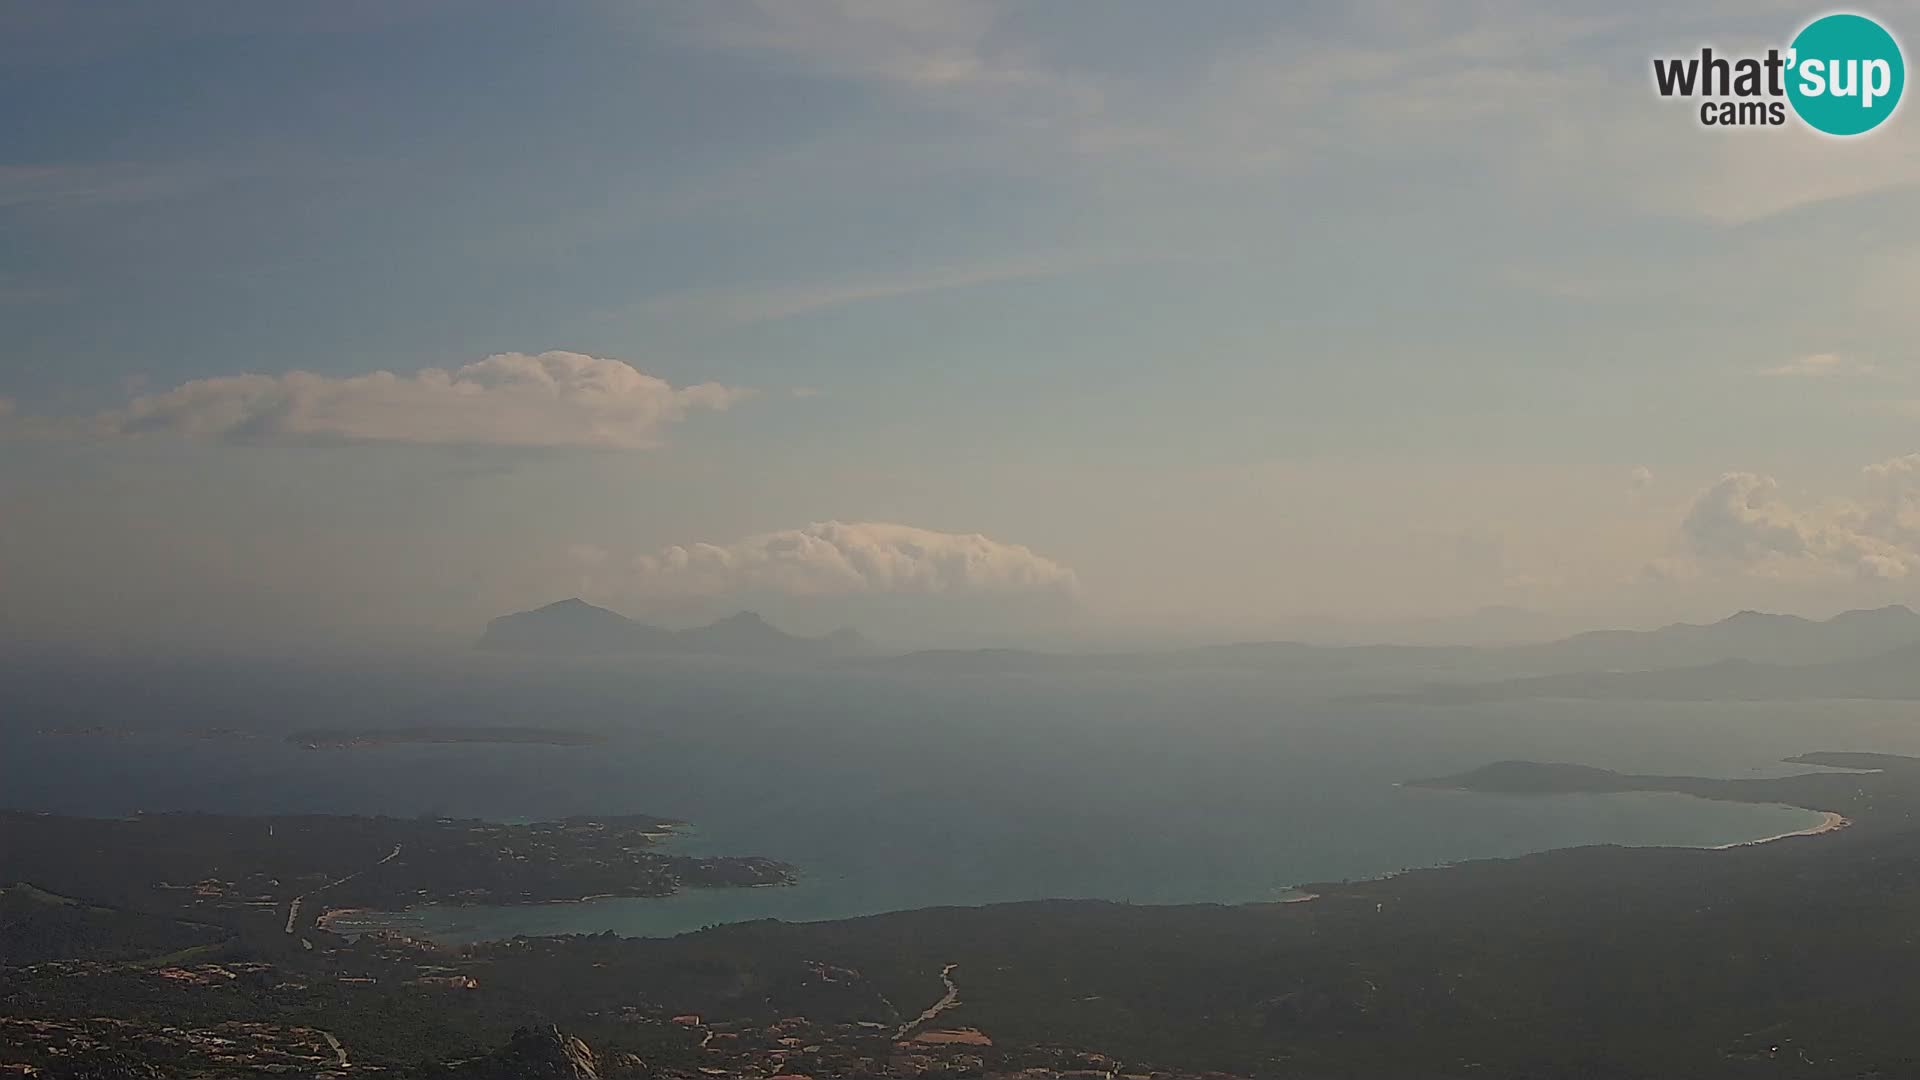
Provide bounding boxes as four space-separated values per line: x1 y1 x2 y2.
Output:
450 1025 600 1079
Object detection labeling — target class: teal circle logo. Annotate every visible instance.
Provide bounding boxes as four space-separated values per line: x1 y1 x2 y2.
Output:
1787 13 1905 135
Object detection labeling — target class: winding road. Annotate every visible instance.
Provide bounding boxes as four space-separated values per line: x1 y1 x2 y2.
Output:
283 843 402 935
317 1029 348 1070
895 963 960 1039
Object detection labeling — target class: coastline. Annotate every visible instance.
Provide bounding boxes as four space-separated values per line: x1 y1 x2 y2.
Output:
315 907 373 933
1407 756 1879 858
1711 809 1850 850
318 792 1833 944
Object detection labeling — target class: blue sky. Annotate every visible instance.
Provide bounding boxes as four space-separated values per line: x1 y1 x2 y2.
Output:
4 1 1920 650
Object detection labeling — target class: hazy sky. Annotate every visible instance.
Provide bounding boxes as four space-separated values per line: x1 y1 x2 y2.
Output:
4 0 1920 650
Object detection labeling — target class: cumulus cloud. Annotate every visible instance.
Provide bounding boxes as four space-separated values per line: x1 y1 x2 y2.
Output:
1865 453 1920 484
1677 463 1920 581
604 521 1079 599
1754 353 1880 379
92 351 749 449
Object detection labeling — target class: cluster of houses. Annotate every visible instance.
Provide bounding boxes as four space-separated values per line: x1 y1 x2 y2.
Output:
0 1015 349 1077
642 1012 1244 1080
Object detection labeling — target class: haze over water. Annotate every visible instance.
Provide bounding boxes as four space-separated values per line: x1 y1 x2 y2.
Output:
4 664 1889 940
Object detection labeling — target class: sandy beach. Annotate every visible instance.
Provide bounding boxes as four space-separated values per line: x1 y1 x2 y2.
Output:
314 907 371 932
1712 810 1850 850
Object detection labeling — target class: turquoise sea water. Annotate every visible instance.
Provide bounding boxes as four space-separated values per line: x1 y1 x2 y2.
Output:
6 664 1907 941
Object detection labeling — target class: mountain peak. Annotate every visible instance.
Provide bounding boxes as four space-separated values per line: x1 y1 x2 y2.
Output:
825 626 872 656
452 1024 601 1079
1831 603 1918 623
1709 609 1814 629
511 597 622 618
479 601 861 660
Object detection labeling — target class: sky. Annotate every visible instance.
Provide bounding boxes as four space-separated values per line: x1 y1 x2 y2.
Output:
4 0 1920 652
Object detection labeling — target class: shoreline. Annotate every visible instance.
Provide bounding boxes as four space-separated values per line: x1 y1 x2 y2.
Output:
315 907 387 933
1711 809 1850 850
320 804 1845 944
296 766 1870 946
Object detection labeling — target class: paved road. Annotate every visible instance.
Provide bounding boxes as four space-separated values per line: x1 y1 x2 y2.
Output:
896 963 960 1039
283 843 402 935
317 1029 348 1069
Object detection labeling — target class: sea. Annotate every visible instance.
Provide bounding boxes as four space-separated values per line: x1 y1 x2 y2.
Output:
5 661 1912 942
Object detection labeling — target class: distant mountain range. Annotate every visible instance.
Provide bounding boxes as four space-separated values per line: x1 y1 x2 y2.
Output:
1407 640 1920 703
477 600 1920 696
1350 605 1920 703
1502 604 1920 672
871 605 1920 679
478 599 867 660
864 640 1477 676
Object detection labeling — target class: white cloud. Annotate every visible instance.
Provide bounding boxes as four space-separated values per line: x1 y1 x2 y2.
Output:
1865 453 1920 483
682 2 1920 228
602 520 1079 599
92 351 749 449
676 1 1585 184
1677 463 1920 581
1603 111 1920 225
1629 465 1654 492
636 253 1092 325
1755 353 1880 378
1858 449 1920 491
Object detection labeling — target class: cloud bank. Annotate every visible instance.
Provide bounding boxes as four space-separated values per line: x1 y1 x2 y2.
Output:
604 521 1080 599
1754 353 1881 379
92 351 748 449
1677 458 1920 581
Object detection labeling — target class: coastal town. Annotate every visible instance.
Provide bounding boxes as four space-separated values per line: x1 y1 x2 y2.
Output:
0 1009 1246 1080
2 940 1243 1080
0 1015 353 1078
449 1012 1249 1080
0 810 796 943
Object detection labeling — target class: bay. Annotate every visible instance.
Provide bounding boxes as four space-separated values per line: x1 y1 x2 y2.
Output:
4 663 1895 941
